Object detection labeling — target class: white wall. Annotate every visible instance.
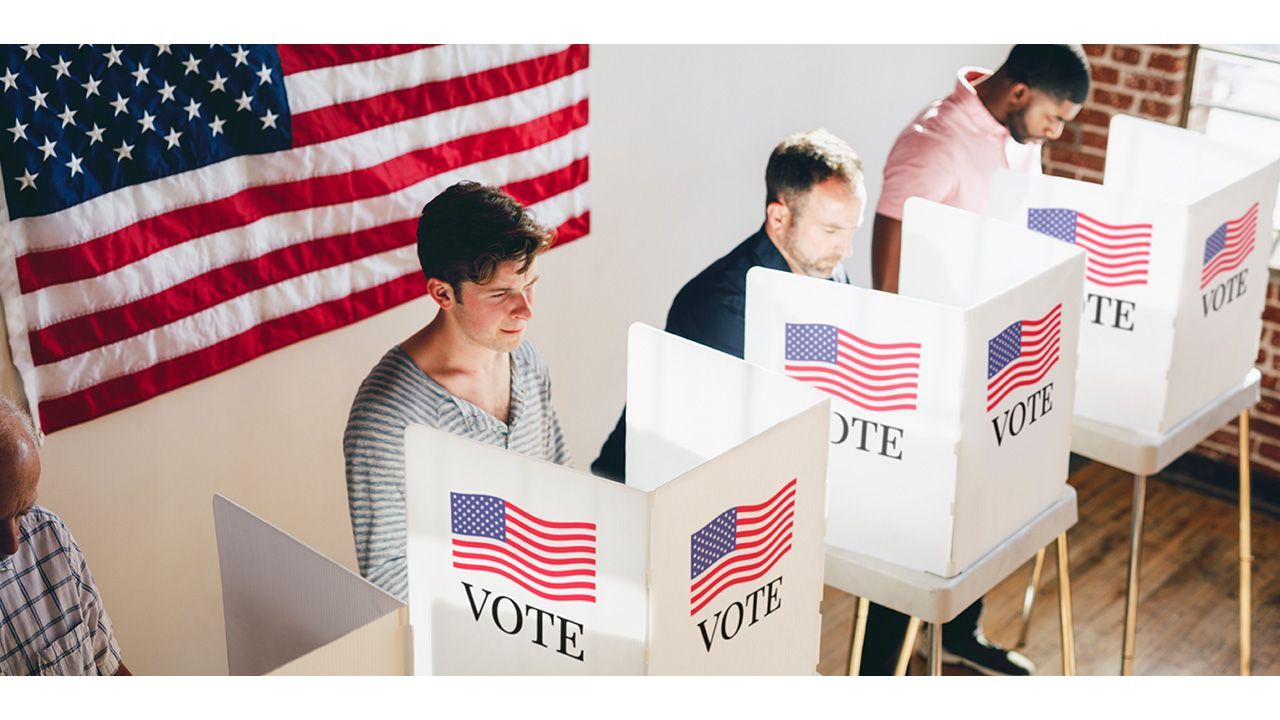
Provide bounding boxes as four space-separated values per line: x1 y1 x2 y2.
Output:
19 44 1010 674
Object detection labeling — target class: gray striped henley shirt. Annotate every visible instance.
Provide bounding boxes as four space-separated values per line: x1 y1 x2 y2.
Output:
343 341 570 601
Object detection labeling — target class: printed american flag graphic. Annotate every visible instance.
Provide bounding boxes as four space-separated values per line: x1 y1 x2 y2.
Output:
1027 208 1152 288
450 492 597 603
689 478 795 617
0 44 589 433
783 323 920 412
1201 202 1259 289
987 303 1061 413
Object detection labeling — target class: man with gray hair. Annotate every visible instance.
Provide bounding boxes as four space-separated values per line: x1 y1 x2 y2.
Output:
591 128 868 481
0 397 129 675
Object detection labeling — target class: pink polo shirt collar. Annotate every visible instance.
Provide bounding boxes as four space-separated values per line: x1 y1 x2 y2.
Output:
951 67 1011 141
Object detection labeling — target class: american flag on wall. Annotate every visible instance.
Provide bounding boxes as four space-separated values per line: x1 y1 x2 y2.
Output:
1201 202 1259 289
689 478 795 617
783 322 920 412
450 492 597 603
1027 208 1152 288
0 44 589 433
986 304 1061 413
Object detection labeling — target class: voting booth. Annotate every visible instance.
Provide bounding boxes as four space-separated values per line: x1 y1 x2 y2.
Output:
405 323 830 675
745 199 1086 577
988 114 1280 435
213 495 409 675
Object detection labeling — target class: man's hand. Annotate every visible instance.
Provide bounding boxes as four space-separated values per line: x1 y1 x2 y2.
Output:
870 213 902 294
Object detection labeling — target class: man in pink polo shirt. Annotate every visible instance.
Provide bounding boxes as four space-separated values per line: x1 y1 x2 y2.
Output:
863 45 1090 675
872 44 1090 293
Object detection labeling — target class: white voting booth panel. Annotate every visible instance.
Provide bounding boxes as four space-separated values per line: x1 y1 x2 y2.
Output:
405 324 830 675
627 324 830 674
267 611 408 676
213 495 408 675
405 426 649 675
989 114 1280 435
745 198 1085 577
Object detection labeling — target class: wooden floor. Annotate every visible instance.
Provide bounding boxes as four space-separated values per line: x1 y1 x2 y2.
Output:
817 460 1280 675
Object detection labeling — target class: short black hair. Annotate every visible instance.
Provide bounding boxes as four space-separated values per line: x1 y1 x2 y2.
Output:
416 182 552 296
765 128 863 214
999 44 1091 104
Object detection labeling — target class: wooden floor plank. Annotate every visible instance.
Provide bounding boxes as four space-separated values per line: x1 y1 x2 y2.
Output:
817 460 1280 676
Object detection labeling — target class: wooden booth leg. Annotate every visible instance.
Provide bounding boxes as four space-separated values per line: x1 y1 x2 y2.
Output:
1239 410 1253 677
1121 473 1148 676
929 622 942 676
1016 547 1047 649
895 617 923 676
847 596 870 676
1056 532 1076 676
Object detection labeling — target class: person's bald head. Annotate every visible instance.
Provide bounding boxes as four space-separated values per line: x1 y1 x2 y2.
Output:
0 397 40 560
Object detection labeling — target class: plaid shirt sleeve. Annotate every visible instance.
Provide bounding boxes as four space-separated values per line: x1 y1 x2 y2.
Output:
66 530 123 676
0 508 122 676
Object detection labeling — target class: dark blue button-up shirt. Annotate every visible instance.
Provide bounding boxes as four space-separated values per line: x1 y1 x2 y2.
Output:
591 226 848 482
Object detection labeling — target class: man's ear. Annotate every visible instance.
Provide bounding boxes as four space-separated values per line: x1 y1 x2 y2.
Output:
766 199 791 236
426 277 457 310
1008 81 1032 109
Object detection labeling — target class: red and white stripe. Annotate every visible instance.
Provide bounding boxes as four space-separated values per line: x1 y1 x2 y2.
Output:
451 499 597 604
785 329 920 413
0 44 589 433
987 304 1061 413
1073 212 1152 288
689 479 795 617
1201 203 1259 289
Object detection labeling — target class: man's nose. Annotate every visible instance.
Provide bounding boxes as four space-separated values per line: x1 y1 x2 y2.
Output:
836 234 854 259
1045 121 1065 142
512 290 534 319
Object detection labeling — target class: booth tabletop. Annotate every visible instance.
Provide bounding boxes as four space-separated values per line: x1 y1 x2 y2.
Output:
1071 370 1261 476
823 486 1077 624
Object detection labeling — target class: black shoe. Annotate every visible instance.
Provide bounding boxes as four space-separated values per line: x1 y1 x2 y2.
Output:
939 630 1035 676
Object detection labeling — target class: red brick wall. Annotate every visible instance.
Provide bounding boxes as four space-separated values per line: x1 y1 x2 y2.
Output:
1043 44 1280 480
1042 44 1192 183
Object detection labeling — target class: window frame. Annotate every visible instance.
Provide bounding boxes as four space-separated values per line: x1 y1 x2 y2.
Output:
1185 44 1280 270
